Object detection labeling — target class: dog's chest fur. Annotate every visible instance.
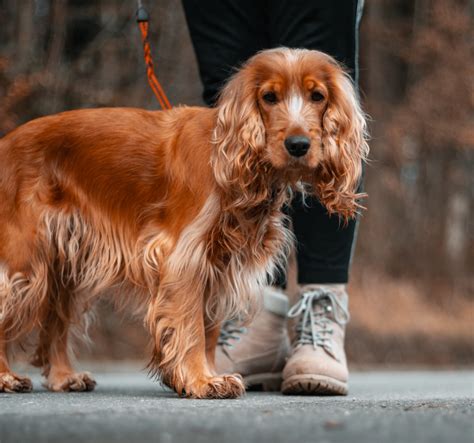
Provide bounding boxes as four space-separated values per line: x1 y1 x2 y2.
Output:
197 192 292 319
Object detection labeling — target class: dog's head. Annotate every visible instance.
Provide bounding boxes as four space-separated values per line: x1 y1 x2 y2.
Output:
212 48 369 219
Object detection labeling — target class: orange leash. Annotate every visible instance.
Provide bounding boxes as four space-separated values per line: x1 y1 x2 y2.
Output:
136 3 172 110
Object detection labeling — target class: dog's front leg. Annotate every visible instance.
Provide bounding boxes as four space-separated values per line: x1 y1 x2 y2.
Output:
146 283 244 399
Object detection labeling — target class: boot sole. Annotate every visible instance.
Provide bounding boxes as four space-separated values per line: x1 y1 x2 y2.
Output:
244 372 283 392
281 374 348 396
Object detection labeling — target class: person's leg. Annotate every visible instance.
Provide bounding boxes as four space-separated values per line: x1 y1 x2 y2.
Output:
182 0 268 106
266 0 365 395
268 0 364 289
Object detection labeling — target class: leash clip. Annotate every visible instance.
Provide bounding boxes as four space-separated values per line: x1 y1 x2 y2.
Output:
136 1 149 23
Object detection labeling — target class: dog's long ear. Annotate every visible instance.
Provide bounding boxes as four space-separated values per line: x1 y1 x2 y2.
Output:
316 67 369 221
212 63 268 208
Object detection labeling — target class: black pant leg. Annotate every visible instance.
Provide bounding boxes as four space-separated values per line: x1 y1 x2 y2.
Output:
181 0 268 106
268 0 365 285
267 0 360 79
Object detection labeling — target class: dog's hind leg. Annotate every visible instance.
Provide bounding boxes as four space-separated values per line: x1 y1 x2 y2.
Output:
32 285 96 393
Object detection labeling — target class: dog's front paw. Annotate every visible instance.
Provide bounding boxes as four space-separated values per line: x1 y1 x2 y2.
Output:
185 374 245 399
0 372 33 393
46 371 96 392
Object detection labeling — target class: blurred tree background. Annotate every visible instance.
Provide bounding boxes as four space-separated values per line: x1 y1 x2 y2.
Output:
0 0 472 366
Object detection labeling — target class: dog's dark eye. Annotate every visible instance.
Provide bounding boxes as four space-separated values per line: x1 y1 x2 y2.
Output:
311 91 325 102
262 92 278 104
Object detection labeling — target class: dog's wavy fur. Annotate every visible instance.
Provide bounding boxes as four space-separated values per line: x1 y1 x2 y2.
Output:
0 48 368 398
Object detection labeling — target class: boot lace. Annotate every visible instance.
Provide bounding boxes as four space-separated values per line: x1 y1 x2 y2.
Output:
287 289 350 356
217 320 248 349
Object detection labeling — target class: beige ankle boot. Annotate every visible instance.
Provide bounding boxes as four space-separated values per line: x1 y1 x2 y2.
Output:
282 285 350 395
215 287 291 391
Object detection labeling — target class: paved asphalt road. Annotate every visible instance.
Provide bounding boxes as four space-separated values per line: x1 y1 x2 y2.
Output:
0 368 472 443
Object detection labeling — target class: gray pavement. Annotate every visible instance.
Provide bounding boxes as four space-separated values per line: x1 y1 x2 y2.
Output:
0 369 473 443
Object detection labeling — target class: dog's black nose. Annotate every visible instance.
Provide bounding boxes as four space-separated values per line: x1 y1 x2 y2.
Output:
284 135 311 157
